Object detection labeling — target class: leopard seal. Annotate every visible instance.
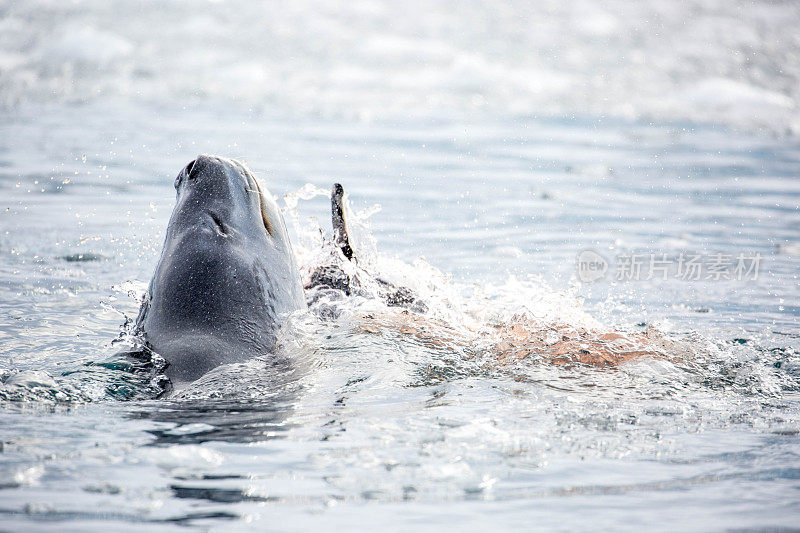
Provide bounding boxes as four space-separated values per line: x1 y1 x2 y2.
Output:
133 155 305 387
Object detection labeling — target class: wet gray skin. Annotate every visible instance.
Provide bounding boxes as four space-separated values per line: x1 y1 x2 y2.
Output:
135 155 305 387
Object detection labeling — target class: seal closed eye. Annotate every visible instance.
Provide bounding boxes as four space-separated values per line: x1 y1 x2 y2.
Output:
134 155 305 389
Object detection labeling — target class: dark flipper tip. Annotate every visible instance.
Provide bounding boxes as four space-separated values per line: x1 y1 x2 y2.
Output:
331 183 354 261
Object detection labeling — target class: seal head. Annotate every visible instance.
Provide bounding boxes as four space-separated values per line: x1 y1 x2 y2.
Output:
136 155 305 386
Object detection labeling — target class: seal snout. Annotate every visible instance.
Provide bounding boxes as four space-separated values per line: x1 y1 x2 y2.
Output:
179 155 221 185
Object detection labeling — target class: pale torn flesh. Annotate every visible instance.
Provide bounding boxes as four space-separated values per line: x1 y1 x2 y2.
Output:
358 310 689 367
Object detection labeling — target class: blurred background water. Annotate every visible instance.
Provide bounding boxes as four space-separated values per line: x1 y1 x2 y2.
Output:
1 0 799 531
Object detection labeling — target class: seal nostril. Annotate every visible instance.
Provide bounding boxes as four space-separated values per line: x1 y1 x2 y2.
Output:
185 159 197 179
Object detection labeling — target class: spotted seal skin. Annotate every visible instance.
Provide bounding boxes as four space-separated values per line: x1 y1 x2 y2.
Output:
134 155 305 387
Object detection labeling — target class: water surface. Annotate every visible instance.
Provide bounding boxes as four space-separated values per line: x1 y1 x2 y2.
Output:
1 0 800 530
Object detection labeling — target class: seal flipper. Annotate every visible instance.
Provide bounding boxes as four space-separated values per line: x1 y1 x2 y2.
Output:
325 183 427 314
331 183 354 261
303 183 358 303
305 183 426 314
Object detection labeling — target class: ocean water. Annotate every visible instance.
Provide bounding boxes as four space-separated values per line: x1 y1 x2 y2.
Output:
1 1 800 531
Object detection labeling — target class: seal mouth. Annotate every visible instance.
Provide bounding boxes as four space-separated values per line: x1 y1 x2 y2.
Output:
207 211 228 237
